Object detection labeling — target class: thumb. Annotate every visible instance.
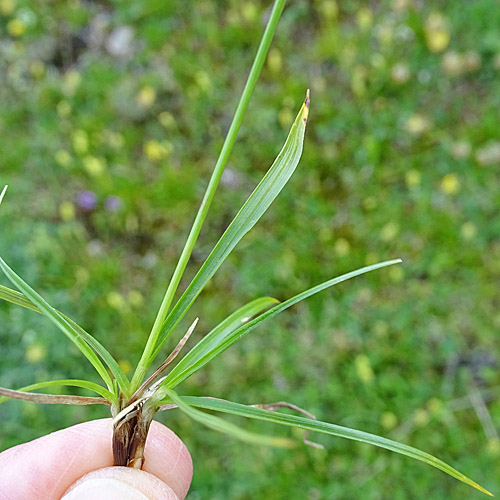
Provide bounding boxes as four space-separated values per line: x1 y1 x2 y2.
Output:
62 466 180 500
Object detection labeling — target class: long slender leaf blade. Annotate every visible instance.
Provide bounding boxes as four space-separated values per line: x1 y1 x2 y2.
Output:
151 94 310 362
0 379 114 404
180 396 493 497
0 279 130 397
165 389 295 448
163 260 401 389
0 258 128 394
0 283 129 395
165 297 278 387
0 284 39 312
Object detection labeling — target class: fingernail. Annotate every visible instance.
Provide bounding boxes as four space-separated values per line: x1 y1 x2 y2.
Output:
62 477 150 499
61 467 180 500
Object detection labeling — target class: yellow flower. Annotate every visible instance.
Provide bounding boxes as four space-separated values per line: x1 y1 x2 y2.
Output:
72 130 89 155
56 100 71 117
356 7 373 30
59 201 75 221
334 238 350 256
380 222 398 242
355 354 374 384
128 290 144 308
267 47 283 73
7 18 26 36
29 60 45 78
195 71 212 92
83 156 106 177
389 266 404 283
381 412 398 430
158 111 175 129
405 113 431 135
144 140 172 161
413 408 430 427
278 107 293 128
107 291 126 310
54 150 72 168
25 343 47 364
319 0 338 21
0 0 15 15
440 173 460 195
136 86 156 108
62 70 81 96
241 2 258 22
424 12 450 53
405 169 421 188
460 222 477 240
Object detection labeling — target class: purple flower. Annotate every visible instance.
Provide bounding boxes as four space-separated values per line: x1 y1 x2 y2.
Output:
105 195 123 212
76 190 97 211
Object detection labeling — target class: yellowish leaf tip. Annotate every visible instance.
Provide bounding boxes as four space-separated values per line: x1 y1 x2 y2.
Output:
305 88 310 108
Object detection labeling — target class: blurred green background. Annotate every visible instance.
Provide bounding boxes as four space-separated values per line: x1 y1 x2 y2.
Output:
1 0 499 498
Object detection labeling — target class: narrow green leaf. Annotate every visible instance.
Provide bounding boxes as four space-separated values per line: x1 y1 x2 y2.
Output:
180 396 493 497
162 260 401 389
132 0 288 393
0 284 39 312
148 95 310 366
0 379 114 404
164 297 279 388
165 389 295 448
0 259 129 396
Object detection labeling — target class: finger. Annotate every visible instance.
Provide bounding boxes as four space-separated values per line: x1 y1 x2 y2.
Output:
0 418 192 500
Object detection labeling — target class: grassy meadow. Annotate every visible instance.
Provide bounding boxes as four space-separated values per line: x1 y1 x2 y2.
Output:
1 0 499 498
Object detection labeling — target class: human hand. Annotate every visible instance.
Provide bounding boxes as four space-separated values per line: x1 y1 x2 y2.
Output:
0 419 192 500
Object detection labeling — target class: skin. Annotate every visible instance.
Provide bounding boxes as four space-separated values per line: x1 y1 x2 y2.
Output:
0 419 192 500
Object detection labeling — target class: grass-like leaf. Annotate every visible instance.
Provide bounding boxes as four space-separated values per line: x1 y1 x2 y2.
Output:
139 94 310 380
0 185 7 205
163 297 279 388
162 260 401 390
165 389 295 448
0 259 128 398
133 0 288 393
0 281 129 397
177 396 493 497
0 379 114 404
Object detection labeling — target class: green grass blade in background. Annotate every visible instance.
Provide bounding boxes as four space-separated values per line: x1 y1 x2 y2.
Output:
163 260 401 389
149 95 310 364
180 397 493 497
162 297 279 388
0 281 129 397
0 379 114 404
0 258 127 396
0 185 7 205
165 389 295 448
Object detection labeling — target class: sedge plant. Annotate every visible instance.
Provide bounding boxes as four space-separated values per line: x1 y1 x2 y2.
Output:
0 1 492 495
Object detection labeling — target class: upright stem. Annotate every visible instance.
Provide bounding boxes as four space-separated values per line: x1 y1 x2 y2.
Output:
130 0 287 392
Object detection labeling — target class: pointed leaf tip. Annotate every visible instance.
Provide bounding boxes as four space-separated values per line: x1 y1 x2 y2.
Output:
305 89 310 108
